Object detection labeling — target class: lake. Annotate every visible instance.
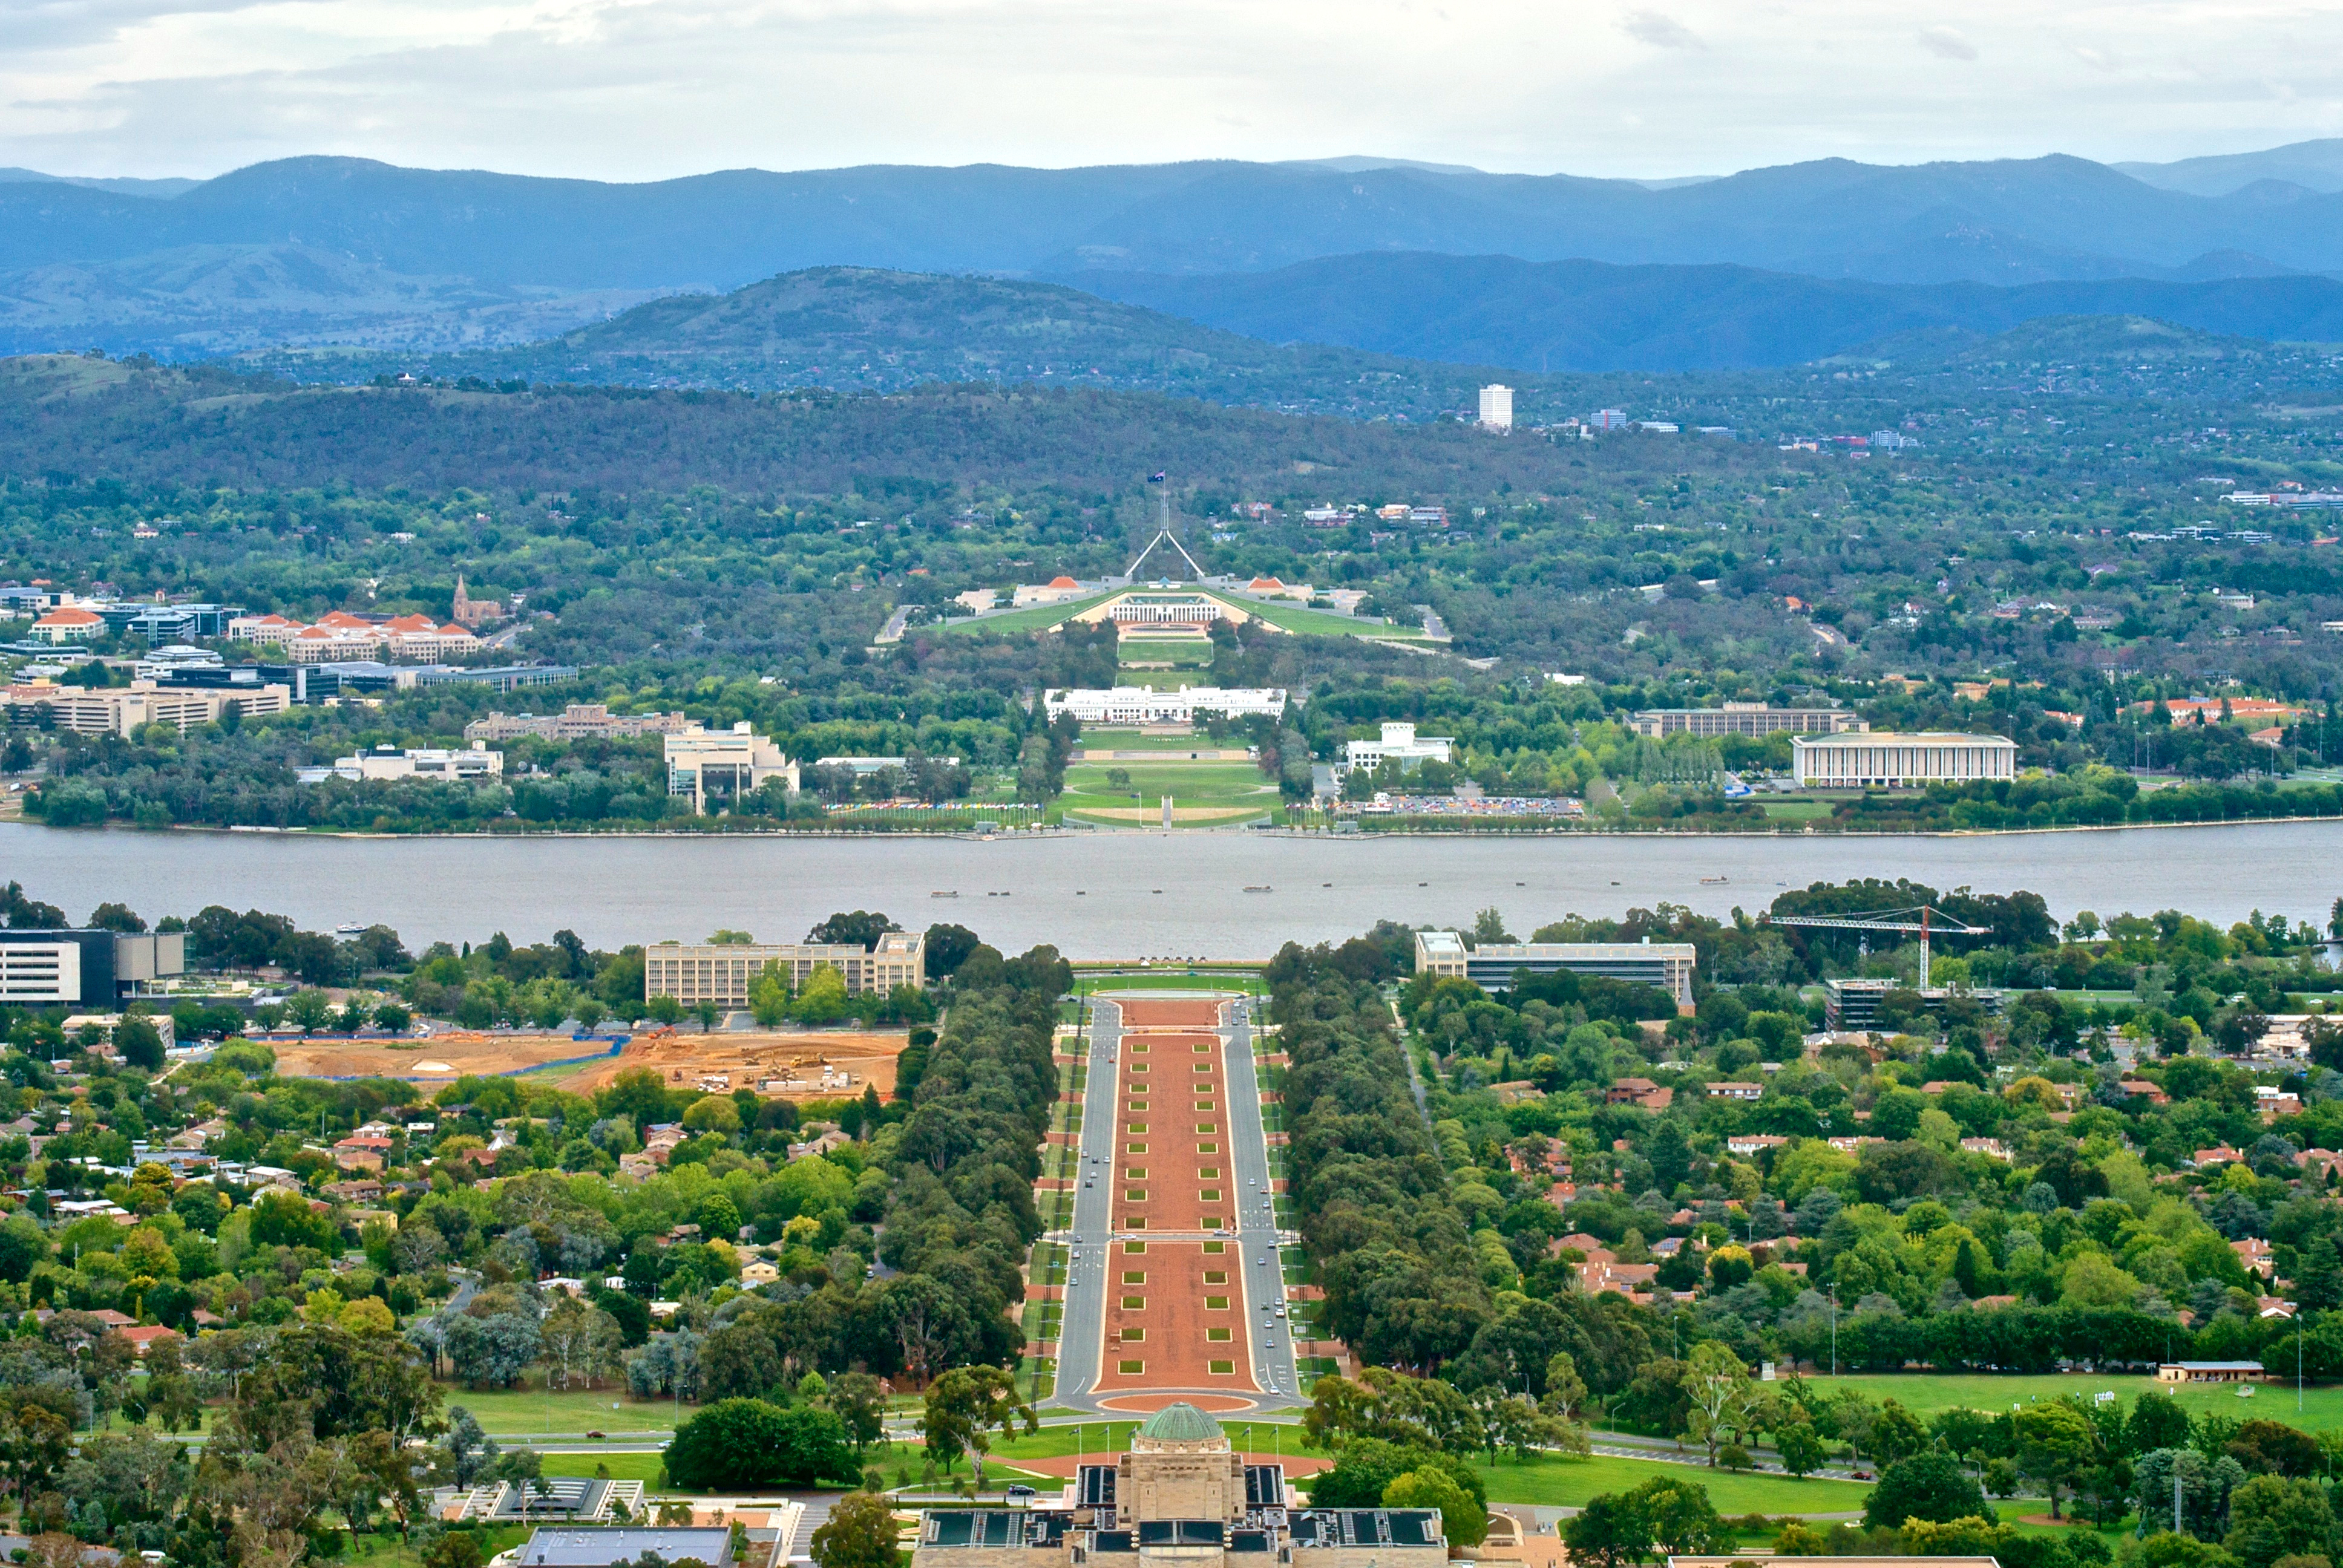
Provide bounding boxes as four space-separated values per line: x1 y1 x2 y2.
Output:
4 819 2335 957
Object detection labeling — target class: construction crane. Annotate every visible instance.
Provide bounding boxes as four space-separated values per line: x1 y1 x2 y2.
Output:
1758 904 1991 987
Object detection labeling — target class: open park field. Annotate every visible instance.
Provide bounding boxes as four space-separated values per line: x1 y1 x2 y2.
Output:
1058 757 1280 828
1442 1451 1874 1515
1792 1371 2343 1427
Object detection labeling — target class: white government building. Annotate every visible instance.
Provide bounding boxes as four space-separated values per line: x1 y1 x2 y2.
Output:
1792 731 2017 788
1342 721 1455 772
663 723 801 812
1043 687 1286 724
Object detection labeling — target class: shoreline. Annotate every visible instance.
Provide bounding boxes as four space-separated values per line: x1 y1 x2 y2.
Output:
13 811 2343 842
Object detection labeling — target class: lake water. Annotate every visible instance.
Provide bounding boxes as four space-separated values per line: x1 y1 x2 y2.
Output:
4 820 2334 958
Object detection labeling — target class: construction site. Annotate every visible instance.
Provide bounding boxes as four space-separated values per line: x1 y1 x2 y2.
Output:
563 1029 908 1101
271 1027 909 1100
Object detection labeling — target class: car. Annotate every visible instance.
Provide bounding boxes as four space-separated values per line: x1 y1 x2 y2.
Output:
1276 1306 1286 1318
1006 1485 1037 1501
585 1429 606 1440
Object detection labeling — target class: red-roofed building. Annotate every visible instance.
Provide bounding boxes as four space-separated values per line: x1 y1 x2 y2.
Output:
228 612 304 645
31 606 102 644
117 1325 181 1358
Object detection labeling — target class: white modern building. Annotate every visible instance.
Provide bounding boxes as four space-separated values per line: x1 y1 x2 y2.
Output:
131 645 224 682
813 755 966 776
664 724 799 812
1478 385 1514 433
1631 704 1867 739
331 743 505 782
1792 731 2018 788
1414 930 1697 1010
1043 687 1287 724
1343 722 1454 772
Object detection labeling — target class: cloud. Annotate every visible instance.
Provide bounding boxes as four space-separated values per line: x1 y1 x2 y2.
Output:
2 0 2342 183
1918 26 1978 62
1619 10 1702 49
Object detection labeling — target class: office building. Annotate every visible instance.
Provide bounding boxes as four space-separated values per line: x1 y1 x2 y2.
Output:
812 755 966 776
1631 705 1867 739
0 678 292 736
908 1403 1444 1568
506 1527 732 1567
1342 722 1453 772
1415 930 1697 1010
1043 687 1287 725
0 930 185 1006
1792 731 2017 788
30 607 102 644
663 724 799 812
642 931 926 1007
1478 384 1514 433
1824 978 2004 1031
132 645 224 682
327 743 506 782
1590 408 1629 430
464 705 690 742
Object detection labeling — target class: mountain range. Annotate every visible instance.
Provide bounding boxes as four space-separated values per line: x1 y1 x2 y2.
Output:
3 142 2343 376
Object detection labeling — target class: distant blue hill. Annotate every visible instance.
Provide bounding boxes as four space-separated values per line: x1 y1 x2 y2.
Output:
1072 253 2343 371
3 151 2343 295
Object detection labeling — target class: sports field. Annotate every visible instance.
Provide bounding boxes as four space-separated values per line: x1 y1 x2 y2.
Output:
1797 1371 2342 1427
1057 757 1281 828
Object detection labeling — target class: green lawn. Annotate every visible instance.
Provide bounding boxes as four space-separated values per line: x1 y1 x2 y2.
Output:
997 1421 1308 1459
1794 1372 2339 1428
344 1524 531 1568
1760 799 1835 820
441 1383 684 1434
932 589 1414 643
1058 758 1280 827
1236 598 1423 639
936 593 1119 635
1076 733 1251 753
1075 973 1265 993
541 1451 666 1482
1432 1452 1873 1514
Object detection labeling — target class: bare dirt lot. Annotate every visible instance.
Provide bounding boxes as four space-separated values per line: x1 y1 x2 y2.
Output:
273 1027 906 1099
271 1033 611 1081
566 1028 907 1101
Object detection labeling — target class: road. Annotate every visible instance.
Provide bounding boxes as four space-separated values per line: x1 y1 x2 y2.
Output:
1219 994 1300 1405
1046 993 1299 1414
1048 997 1122 1408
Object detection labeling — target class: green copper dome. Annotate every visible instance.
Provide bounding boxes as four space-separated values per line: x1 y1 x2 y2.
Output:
1136 1402 1224 1442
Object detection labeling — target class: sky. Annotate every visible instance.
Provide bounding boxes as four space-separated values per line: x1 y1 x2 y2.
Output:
2 0 2341 181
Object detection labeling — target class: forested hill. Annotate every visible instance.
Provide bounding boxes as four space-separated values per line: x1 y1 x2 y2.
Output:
1079 253 2343 374
240 266 1516 420
0 353 1712 496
